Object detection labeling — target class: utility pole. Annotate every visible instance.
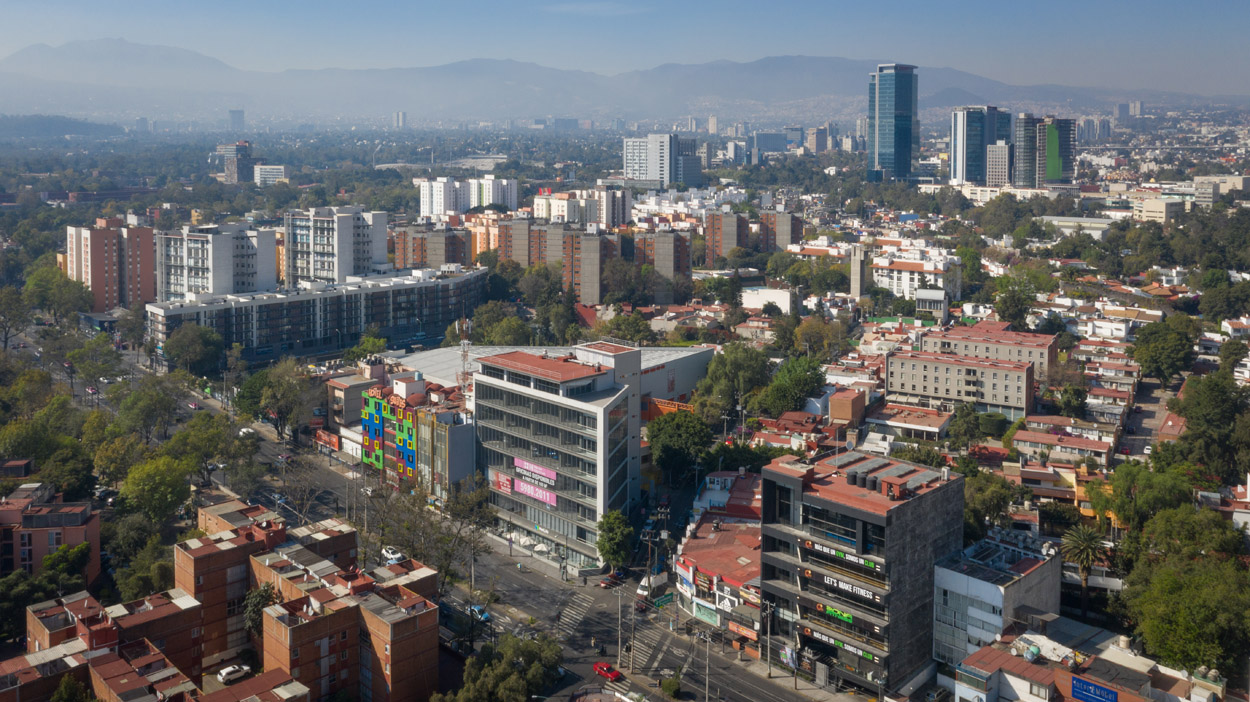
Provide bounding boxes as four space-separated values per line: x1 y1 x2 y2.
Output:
616 588 623 669
764 600 772 678
705 633 711 702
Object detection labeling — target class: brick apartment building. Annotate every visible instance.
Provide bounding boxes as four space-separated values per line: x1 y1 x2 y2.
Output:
0 483 101 582
63 217 157 313
759 211 804 252
705 212 747 263
392 226 470 270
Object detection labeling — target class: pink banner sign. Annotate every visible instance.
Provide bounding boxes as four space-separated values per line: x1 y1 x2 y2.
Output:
514 478 557 506
514 457 557 486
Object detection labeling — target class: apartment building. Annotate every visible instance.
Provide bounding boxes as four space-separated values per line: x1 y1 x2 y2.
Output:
933 533 1061 666
919 321 1058 381
473 343 642 571
415 176 517 216
64 217 157 312
156 223 277 302
360 372 475 503
145 267 487 364
887 350 1034 419
496 221 619 304
392 225 469 270
281 207 389 286
0 483 101 582
1132 198 1184 223
634 231 692 282
705 212 747 263
870 254 962 301
759 211 804 252
253 165 290 187
760 451 964 694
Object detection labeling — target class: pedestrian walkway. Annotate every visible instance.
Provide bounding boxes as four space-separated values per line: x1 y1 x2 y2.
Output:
602 680 631 697
557 593 594 640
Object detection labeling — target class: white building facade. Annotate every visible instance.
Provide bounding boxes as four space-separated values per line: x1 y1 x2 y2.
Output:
156 223 277 302
281 206 389 286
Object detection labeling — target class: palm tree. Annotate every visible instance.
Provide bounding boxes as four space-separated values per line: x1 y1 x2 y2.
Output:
1062 525 1105 619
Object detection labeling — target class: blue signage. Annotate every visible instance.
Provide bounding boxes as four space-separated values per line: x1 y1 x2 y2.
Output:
1072 678 1118 702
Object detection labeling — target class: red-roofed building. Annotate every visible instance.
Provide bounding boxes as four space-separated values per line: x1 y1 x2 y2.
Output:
1012 430 1111 463
920 321 1058 380
0 483 101 583
673 516 762 651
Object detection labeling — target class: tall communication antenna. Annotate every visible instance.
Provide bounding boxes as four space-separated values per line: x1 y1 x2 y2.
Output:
456 316 473 404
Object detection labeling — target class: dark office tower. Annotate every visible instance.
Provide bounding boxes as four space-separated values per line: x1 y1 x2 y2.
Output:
949 106 1009 185
760 452 963 694
228 109 245 131
1012 114 1042 188
867 64 919 179
1114 103 1130 122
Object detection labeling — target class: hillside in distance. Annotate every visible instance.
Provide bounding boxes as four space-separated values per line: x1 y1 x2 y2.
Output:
0 39 1237 125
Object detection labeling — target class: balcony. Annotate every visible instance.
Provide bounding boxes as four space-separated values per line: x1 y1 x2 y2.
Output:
801 612 889 654
762 523 888 587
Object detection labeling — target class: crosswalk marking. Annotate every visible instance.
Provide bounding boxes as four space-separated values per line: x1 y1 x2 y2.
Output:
557 593 594 637
605 680 631 695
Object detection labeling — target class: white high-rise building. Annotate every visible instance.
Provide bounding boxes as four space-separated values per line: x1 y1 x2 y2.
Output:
622 133 703 187
416 177 470 217
156 223 277 301
467 175 518 211
415 176 517 215
253 164 290 187
281 206 389 286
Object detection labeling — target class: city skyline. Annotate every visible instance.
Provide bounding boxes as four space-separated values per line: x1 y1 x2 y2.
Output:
2 0 1248 96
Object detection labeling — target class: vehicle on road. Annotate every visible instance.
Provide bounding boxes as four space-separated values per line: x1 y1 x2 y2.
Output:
1120 447 1132 455
99 376 111 384
593 662 622 682
188 402 201 410
468 605 491 622
613 567 627 580
599 574 621 588
216 665 251 684
381 546 404 562
271 493 287 504
1144 445 1153 455
361 486 375 497
238 427 256 437
85 387 98 395
635 599 646 613
658 493 671 508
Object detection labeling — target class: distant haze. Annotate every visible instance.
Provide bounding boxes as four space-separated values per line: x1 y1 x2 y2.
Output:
0 38 1241 126
0 0 1245 97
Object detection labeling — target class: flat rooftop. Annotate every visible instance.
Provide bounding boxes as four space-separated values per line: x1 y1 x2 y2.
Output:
923 324 1056 348
937 535 1052 587
890 349 1033 372
395 344 711 387
479 351 606 382
1013 431 1110 452
867 403 952 430
766 450 959 517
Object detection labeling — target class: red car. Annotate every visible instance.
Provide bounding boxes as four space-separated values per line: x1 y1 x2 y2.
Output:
599 575 621 588
593 661 622 682
1120 447 1132 455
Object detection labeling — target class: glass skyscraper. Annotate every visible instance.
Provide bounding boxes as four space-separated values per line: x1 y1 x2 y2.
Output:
867 64 919 179
949 106 1011 185
1013 114 1075 187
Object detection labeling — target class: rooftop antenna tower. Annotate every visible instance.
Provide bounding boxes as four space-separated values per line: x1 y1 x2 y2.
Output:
456 315 473 403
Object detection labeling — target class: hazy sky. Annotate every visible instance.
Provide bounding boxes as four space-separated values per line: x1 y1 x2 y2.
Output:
4 0 1247 95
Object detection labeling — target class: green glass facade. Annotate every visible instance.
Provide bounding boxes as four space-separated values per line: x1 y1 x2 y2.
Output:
867 64 918 180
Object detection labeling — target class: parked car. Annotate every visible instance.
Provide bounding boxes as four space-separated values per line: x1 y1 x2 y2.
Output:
361 486 375 498
1120 447 1132 455
238 427 257 437
216 665 251 684
187 401 201 410
85 387 98 395
381 546 404 562
593 662 622 682
1144 445 1153 455
469 605 491 622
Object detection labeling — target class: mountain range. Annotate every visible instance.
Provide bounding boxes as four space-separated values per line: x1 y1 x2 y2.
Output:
0 39 1241 127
